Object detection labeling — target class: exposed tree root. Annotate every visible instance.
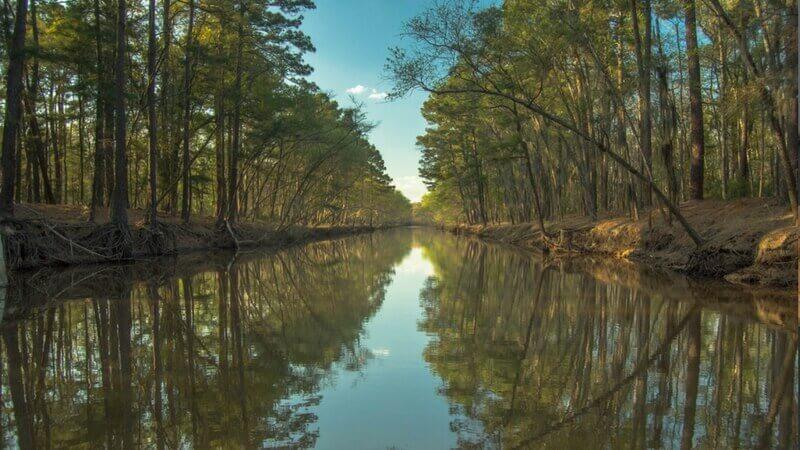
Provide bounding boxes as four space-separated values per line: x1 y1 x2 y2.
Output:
1 218 180 269
139 221 178 256
445 199 797 287
1 214 381 271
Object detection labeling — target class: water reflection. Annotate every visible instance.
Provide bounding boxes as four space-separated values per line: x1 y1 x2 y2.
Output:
416 233 798 449
0 231 413 448
0 229 796 449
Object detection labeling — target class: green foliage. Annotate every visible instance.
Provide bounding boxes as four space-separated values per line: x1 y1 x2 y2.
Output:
0 0 412 226
390 0 796 225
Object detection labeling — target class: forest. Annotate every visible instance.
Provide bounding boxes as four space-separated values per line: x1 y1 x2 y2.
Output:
396 0 799 244
0 0 411 257
0 0 797 446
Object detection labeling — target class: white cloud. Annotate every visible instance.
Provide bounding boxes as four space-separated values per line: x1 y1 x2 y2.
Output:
345 85 366 95
345 85 388 101
393 175 428 203
368 89 388 101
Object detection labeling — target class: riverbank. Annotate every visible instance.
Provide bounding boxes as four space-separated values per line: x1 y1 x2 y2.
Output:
1 203 383 271
447 199 798 288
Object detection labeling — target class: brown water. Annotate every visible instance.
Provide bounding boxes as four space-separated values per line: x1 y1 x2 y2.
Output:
0 228 796 449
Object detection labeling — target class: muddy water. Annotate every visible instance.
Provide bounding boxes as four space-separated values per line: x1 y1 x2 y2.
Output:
0 228 796 449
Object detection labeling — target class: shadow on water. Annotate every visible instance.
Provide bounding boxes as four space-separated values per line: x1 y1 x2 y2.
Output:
0 228 796 448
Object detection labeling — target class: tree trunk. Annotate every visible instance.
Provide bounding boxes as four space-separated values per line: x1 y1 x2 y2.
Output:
22 0 56 206
657 68 679 205
180 0 195 223
789 0 798 224
655 20 680 204
631 0 652 206
111 0 129 228
160 0 173 214
78 93 86 203
469 132 488 225
147 0 158 224
737 108 751 193
89 0 105 222
104 102 115 207
227 6 244 224
90 105 105 221
53 86 63 204
22 94 56 204
214 72 226 227
614 19 638 219
685 0 706 200
0 0 29 215
15 124 22 202
717 32 729 199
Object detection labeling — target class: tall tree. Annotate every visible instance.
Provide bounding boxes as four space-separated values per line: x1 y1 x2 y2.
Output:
147 0 158 224
89 0 106 222
227 0 243 224
0 0 408 230
180 0 195 222
111 0 129 228
214 29 226 227
24 0 55 205
684 0 706 200
0 0 29 215
631 0 653 205
791 0 799 224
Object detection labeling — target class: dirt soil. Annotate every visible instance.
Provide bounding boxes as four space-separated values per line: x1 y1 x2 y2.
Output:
448 198 798 289
1 203 378 271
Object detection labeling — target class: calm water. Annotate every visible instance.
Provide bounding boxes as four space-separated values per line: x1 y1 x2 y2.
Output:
0 228 797 449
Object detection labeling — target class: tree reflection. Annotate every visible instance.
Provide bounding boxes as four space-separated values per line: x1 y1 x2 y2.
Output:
416 234 798 449
0 231 412 448
0 229 795 449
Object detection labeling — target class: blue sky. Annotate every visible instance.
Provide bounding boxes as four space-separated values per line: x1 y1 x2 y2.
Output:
301 1 432 202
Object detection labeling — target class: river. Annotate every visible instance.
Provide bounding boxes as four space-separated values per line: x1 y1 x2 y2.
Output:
0 228 796 449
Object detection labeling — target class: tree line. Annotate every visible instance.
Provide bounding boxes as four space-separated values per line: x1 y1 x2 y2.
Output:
393 0 798 243
0 0 411 237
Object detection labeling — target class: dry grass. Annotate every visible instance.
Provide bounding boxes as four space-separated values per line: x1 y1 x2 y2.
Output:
450 198 798 288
